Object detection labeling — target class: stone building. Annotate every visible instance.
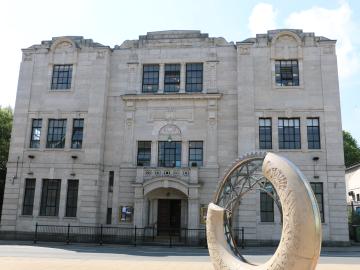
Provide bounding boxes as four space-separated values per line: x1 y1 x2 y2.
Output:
0 29 349 244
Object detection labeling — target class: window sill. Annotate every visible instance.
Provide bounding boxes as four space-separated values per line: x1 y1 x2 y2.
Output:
48 88 73 93
63 217 78 220
121 92 222 101
37 216 60 219
19 215 34 218
273 86 304 90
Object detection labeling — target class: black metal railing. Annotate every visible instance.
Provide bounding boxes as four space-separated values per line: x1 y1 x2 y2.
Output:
33 223 246 248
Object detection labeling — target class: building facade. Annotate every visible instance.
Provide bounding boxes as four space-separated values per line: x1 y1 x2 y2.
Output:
0 29 349 244
346 163 360 214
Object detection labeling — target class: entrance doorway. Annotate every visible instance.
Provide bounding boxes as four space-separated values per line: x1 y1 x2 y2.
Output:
157 199 181 235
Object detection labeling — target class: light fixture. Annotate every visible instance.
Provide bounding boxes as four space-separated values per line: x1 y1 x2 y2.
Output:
167 135 172 142
312 157 319 179
28 154 35 159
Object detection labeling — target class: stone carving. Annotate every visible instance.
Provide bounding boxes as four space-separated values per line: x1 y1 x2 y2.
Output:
159 124 181 136
207 152 322 270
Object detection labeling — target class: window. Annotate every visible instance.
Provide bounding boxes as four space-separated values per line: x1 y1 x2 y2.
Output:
164 64 180 92
46 119 67 148
65 179 79 217
120 206 133 223
30 119 42 148
108 171 114 192
310 182 325 223
142 64 159 93
71 119 84 149
260 184 274 222
137 141 151 166
106 208 112 224
39 179 61 216
307 118 320 149
275 60 299 86
278 118 301 149
186 63 203 92
200 205 208 224
259 118 272 149
22 178 36 215
189 141 203 167
158 141 181 167
357 194 360 202
51 64 73 90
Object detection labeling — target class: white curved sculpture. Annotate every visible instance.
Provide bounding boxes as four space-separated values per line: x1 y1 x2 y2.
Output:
207 152 322 270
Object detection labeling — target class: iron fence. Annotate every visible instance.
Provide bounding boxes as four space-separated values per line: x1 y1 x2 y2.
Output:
33 223 245 248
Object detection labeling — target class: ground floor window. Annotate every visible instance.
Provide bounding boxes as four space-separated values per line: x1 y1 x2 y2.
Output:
310 182 325 223
260 185 274 222
22 178 36 215
65 180 79 217
39 179 61 216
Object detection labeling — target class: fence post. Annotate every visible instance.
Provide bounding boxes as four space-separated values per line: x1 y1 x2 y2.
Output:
134 226 137 247
99 224 103 246
152 225 155 241
241 227 244 249
34 223 38 244
169 229 172 248
66 224 70 244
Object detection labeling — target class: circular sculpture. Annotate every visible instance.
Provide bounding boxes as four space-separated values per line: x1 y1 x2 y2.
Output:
206 152 322 270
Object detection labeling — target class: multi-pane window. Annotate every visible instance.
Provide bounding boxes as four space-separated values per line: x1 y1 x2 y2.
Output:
158 141 181 167
307 118 320 149
30 119 42 148
142 64 159 93
164 64 180 92
22 178 36 215
260 184 274 222
65 179 79 217
259 118 272 149
46 119 67 148
189 141 203 167
186 63 203 92
51 64 73 90
106 208 112 224
137 141 151 166
108 171 114 192
71 119 84 149
278 118 301 149
275 60 299 86
39 179 61 216
310 182 325 223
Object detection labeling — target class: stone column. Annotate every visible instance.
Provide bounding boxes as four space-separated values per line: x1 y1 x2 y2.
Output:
133 185 145 228
159 64 164 93
151 140 157 167
180 62 186 93
207 100 218 167
187 187 199 229
182 140 189 167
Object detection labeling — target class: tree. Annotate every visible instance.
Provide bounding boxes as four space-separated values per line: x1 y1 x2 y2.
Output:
0 106 13 181
343 130 360 168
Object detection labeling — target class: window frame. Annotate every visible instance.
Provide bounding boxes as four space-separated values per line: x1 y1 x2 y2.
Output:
164 64 181 93
310 182 325 223
275 60 299 87
71 118 84 149
22 178 36 216
39 179 61 216
158 141 182 168
307 117 321 149
65 179 79 218
278 118 301 150
51 64 73 90
137 141 152 167
188 141 203 167
30 119 42 149
185 63 203 92
259 118 272 149
46 119 67 149
260 184 274 222
142 64 160 93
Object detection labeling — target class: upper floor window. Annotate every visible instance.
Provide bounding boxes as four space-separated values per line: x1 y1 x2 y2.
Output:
71 118 84 149
189 141 203 167
275 60 299 86
137 141 151 166
108 171 114 192
30 119 42 148
278 118 301 149
158 141 181 167
164 64 181 92
39 179 61 216
259 118 272 149
142 64 159 93
46 119 67 149
51 64 73 90
186 63 203 92
310 182 324 223
307 118 320 149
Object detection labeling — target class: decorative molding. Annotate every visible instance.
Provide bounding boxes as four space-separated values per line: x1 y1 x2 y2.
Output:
121 93 222 101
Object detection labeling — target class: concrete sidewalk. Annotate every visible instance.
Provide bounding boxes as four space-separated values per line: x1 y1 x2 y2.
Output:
0 242 359 270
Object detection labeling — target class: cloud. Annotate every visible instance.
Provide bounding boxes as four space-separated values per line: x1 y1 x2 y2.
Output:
285 1 359 80
248 3 277 36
